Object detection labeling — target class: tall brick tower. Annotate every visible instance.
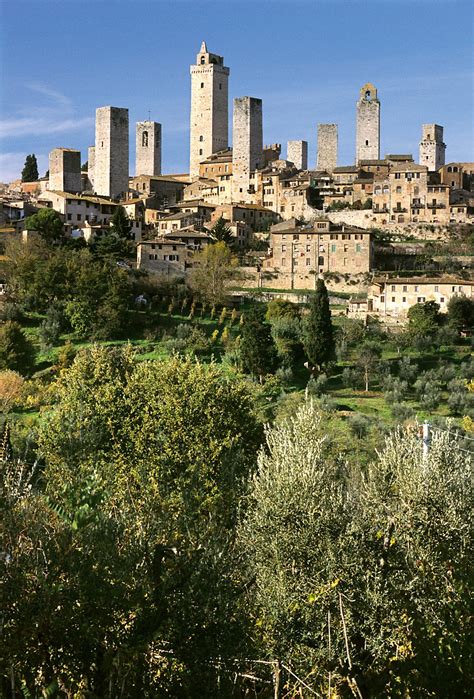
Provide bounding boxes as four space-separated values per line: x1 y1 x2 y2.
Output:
232 96 263 203
317 124 338 172
189 41 229 179
136 121 162 176
94 106 129 199
356 83 380 163
419 124 446 171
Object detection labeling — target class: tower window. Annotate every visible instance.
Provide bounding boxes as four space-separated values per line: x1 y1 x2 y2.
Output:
199 149 203 155
365 90 371 99
199 135 203 142
365 140 369 146
219 83 222 90
200 82 204 88
142 131 148 147
201 57 205 64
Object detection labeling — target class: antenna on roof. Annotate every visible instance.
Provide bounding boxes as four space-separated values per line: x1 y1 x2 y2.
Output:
148 109 151 121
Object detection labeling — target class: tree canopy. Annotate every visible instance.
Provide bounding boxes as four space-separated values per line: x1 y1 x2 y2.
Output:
303 279 335 371
24 207 63 244
188 241 238 306
21 153 39 182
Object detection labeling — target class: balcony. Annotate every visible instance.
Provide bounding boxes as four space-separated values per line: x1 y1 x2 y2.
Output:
392 207 407 213
429 203 446 209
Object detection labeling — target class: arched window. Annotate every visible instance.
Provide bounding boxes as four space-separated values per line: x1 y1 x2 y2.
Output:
365 90 371 100
142 131 148 147
200 56 205 64
453 166 458 173
447 166 452 172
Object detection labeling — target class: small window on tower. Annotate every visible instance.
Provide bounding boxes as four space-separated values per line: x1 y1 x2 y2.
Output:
199 149 203 155
365 90 370 99
199 135 203 142
201 57 205 65
219 83 222 90
200 82 204 88
365 140 369 146
142 131 148 147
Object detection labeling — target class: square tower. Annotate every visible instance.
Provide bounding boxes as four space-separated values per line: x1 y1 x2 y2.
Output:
356 83 380 163
136 121 162 176
189 41 229 179
87 146 95 191
419 124 446 171
232 96 263 203
317 124 338 172
287 140 308 170
48 148 81 193
94 106 129 199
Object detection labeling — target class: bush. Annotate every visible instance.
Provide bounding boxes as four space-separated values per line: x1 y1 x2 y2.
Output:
0 321 36 376
306 373 328 397
348 413 371 438
391 403 414 421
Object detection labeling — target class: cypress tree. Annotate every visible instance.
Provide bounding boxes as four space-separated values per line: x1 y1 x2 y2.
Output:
240 305 278 382
21 154 39 182
303 279 334 371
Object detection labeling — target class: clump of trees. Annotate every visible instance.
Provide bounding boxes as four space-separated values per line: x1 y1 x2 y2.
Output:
21 153 39 182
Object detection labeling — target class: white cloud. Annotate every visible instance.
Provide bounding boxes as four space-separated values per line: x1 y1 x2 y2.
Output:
0 83 92 140
0 116 94 138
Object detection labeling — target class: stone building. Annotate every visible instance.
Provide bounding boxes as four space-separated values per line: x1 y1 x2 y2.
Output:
287 140 308 170
129 175 188 205
356 83 380 163
87 146 95 190
232 97 263 203
263 219 371 289
439 162 474 191
317 124 338 172
48 148 81 193
419 124 446 171
136 121 162 176
94 106 129 199
368 276 473 318
189 42 229 179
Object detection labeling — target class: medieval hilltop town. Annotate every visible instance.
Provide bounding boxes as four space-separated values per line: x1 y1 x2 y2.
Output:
1 41 473 315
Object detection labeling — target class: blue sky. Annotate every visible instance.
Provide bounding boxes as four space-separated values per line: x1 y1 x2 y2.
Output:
1 0 473 181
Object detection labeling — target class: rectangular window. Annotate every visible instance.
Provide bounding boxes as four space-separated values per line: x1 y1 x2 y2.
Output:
402 296 406 303
356 244 361 253
306 258 311 266
282 245 286 252
414 286 418 292
440 297 445 303
306 244 311 252
391 285 395 291
392 296 395 302
434 285 439 292
331 244 336 253
281 258 286 266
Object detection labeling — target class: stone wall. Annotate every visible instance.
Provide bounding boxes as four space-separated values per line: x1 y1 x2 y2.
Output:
356 84 380 162
87 146 95 190
317 124 337 172
189 46 229 178
287 140 308 170
136 121 162 177
94 106 129 199
48 148 81 193
419 123 446 171
232 96 263 203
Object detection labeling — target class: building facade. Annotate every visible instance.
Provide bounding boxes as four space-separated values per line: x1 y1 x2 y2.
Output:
189 42 229 179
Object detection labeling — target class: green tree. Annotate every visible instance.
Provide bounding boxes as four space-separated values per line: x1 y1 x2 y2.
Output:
188 241 238 306
0 321 35 375
94 205 133 258
357 340 382 391
303 279 335 371
447 294 474 334
407 300 441 337
1 348 263 696
241 401 472 697
24 208 63 244
21 153 39 182
209 215 233 244
240 305 278 381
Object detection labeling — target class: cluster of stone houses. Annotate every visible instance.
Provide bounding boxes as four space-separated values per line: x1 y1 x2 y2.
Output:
1 40 472 323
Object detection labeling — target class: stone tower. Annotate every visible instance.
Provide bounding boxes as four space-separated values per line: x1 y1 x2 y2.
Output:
287 140 308 170
48 148 81 192
87 146 95 190
419 124 446 171
136 121 162 176
232 96 263 203
317 124 338 172
355 83 380 163
189 41 229 179
94 106 129 199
